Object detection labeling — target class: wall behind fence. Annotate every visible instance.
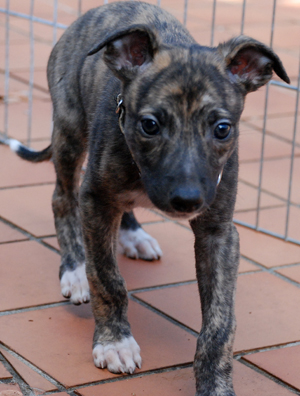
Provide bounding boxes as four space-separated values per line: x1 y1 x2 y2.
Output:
0 0 299 244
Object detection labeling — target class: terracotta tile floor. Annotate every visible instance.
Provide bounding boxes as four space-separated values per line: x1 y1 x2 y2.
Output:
1 0 300 395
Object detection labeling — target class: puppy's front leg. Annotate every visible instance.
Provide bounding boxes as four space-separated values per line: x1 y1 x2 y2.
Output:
190 218 239 396
79 187 141 374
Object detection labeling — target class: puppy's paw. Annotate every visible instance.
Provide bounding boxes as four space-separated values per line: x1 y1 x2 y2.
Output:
118 228 162 261
60 264 90 305
93 336 142 374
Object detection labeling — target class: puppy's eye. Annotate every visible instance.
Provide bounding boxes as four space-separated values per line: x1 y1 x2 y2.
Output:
141 117 160 136
214 122 231 140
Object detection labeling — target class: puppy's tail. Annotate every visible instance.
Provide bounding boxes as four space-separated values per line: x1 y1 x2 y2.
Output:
6 138 52 162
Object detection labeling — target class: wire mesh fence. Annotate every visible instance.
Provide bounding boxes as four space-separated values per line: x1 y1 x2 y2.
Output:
0 0 299 244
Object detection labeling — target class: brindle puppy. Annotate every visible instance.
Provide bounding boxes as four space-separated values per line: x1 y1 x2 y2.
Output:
10 2 289 395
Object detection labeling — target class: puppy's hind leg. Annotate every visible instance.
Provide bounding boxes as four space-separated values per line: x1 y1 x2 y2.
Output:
51 125 89 305
118 211 162 261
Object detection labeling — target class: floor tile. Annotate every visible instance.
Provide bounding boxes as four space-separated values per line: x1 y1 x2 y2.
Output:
276 265 300 284
239 258 260 273
0 348 57 392
0 187 165 240
0 222 27 244
118 222 196 290
51 393 69 396
0 24 28 45
79 361 294 396
237 225 300 267
0 301 196 388
0 74 47 101
0 99 53 142
135 272 300 353
79 367 195 396
134 283 201 333
232 360 294 396
0 184 55 237
0 361 12 380
235 181 283 213
245 24 300 49
132 208 165 224
43 222 196 290
0 240 62 311
235 205 300 242
244 345 300 391
242 85 297 120
0 383 22 395
239 128 298 162
239 157 300 205
52 394 69 396
0 145 55 188
273 49 300 81
0 42 51 72
12 70 49 93
247 115 300 146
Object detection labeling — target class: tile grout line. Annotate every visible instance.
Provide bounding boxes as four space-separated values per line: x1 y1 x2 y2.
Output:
235 204 286 214
238 358 300 395
0 343 68 395
241 118 300 147
236 179 300 208
240 153 300 164
129 294 199 338
0 349 33 396
129 279 197 294
234 340 300 359
53 363 194 395
0 216 60 255
239 254 300 289
240 254 300 271
0 301 70 317
242 110 298 122
0 181 55 191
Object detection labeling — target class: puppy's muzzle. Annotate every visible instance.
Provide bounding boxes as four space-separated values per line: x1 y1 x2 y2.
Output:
170 187 203 213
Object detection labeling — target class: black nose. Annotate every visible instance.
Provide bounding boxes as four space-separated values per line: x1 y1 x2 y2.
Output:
170 188 203 213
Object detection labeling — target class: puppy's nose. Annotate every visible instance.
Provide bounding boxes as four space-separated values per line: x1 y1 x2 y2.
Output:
170 188 203 213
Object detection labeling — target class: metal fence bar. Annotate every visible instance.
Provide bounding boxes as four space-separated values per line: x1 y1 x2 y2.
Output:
78 0 82 17
234 219 300 246
3 0 10 141
240 0 246 35
183 0 188 27
284 51 300 239
27 0 35 148
210 0 217 46
271 80 299 92
52 0 58 45
255 0 277 229
0 8 67 29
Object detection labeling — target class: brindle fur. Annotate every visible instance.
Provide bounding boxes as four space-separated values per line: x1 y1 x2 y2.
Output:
16 1 289 395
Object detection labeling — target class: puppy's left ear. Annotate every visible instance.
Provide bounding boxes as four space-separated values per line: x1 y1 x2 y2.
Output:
218 36 290 93
88 25 159 82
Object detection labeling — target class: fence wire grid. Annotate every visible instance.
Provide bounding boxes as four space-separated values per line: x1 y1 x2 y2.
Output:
0 0 299 245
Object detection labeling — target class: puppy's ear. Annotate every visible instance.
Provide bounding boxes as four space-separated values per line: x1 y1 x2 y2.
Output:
218 36 290 93
88 25 159 81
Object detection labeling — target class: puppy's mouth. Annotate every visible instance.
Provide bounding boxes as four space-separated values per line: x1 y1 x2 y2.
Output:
161 204 209 221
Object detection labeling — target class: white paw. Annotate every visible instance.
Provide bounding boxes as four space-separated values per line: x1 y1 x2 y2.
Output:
93 336 142 374
60 264 90 305
118 228 162 261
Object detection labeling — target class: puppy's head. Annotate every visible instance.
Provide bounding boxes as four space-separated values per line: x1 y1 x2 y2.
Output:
89 27 289 219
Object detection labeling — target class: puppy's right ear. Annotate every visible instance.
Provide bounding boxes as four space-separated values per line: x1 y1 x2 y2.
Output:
88 25 159 82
